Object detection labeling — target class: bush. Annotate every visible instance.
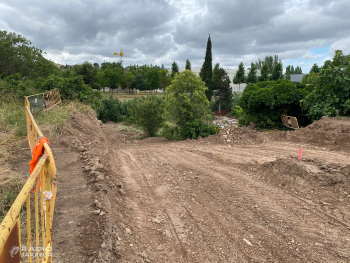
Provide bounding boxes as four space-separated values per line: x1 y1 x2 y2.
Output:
301 50 350 120
183 120 218 139
127 95 165 137
38 75 102 109
161 123 184 140
239 79 310 128
165 70 213 138
97 96 126 123
231 105 243 117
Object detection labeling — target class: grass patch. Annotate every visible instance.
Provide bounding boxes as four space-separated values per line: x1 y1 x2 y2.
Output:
106 92 165 101
0 175 24 222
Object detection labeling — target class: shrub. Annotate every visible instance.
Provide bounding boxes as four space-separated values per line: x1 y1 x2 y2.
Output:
231 105 243 117
97 96 125 123
161 123 183 140
127 95 165 137
301 50 350 120
38 75 102 109
183 120 218 139
239 79 310 128
165 70 213 138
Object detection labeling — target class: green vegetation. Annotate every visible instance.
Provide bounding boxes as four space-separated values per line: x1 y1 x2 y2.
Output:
213 68 232 114
185 59 191 71
97 96 129 123
36 75 102 109
164 70 215 139
0 31 60 79
0 177 24 222
127 95 165 137
239 79 312 128
301 50 350 120
246 63 258 84
231 106 243 117
200 35 213 100
233 62 246 91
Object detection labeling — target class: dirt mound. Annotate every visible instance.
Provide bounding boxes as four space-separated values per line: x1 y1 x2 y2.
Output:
255 157 350 191
203 126 263 145
268 117 350 152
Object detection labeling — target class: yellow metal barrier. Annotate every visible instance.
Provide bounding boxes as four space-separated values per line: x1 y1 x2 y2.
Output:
0 98 58 263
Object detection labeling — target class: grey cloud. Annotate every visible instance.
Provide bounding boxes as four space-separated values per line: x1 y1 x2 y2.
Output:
0 0 349 70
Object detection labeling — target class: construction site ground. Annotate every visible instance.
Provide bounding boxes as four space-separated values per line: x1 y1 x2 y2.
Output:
11 113 350 262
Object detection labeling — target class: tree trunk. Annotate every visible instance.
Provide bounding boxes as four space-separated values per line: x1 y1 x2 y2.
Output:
239 83 240 92
219 100 221 116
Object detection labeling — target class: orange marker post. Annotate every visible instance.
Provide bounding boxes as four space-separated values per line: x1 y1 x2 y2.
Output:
298 147 302 161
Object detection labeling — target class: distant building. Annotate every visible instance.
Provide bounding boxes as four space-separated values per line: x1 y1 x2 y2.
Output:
290 74 304 83
179 68 260 92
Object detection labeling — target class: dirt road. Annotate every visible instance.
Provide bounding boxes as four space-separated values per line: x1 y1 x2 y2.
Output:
49 113 350 262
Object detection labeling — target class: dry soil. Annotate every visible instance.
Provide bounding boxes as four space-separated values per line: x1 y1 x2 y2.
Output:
15 114 350 263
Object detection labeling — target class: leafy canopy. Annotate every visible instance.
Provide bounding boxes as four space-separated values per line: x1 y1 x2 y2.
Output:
239 79 311 128
128 95 166 137
165 70 212 132
301 50 350 120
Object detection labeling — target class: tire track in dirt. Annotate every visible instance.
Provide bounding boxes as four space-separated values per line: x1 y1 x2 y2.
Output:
115 149 189 262
146 146 350 262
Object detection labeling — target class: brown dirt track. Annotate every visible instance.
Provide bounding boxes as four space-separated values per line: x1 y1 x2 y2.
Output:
46 114 350 263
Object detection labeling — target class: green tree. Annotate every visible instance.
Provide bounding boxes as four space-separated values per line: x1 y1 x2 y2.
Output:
159 69 170 91
93 63 99 68
99 62 124 92
213 68 232 115
302 50 350 120
131 74 146 92
128 95 165 137
73 61 99 88
212 63 220 81
146 67 160 91
285 65 292 80
124 70 135 94
259 62 269 82
239 79 310 128
302 72 319 84
272 62 283 81
171 61 179 78
255 55 282 74
200 35 213 100
294 66 303 74
165 70 212 136
310 63 320 74
246 63 258 84
0 30 59 78
233 62 246 92
185 59 191 70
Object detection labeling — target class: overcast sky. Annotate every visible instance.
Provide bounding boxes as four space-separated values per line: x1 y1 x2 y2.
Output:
1 0 349 72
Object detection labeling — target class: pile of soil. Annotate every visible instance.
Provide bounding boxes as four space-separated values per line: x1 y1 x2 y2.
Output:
268 117 350 152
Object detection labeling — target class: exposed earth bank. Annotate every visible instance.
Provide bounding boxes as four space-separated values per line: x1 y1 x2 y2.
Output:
48 113 350 262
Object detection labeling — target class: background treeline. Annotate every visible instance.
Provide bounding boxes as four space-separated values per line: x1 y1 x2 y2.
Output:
1 30 350 138
237 51 350 128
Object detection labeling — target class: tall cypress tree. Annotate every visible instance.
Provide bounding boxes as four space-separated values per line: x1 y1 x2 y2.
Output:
233 62 246 92
171 61 179 78
200 35 213 100
185 59 191 70
259 62 269 82
246 62 258 84
272 62 283 80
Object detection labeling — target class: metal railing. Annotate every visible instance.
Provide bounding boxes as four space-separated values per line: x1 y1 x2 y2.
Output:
0 98 58 263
